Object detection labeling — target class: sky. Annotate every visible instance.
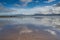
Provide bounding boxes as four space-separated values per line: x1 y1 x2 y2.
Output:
0 0 60 15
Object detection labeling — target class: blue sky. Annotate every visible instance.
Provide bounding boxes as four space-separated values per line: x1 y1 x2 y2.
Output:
0 0 60 15
0 0 60 8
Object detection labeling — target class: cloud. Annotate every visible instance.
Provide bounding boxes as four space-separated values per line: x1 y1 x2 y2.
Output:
48 0 55 2
0 3 60 16
3 5 59 15
19 27 33 34
0 3 17 15
13 5 60 15
44 0 55 3
13 4 21 7
20 0 32 2
12 6 52 15
0 3 14 12
0 8 15 13
55 2 60 7
53 7 60 14
44 29 56 35
20 0 32 6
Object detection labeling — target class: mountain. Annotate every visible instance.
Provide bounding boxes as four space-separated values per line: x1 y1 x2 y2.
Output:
0 13 60 17
33 14 60 16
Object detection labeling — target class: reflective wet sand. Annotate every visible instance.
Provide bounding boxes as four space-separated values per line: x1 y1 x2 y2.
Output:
0 16 60 40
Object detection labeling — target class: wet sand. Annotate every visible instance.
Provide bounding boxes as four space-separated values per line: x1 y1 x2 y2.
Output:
0 24 58 40
0 16 60 40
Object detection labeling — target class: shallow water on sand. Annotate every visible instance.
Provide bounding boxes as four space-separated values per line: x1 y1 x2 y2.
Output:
0 16 60 40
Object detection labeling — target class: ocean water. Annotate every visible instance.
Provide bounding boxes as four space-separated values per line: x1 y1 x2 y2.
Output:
0 16 60 40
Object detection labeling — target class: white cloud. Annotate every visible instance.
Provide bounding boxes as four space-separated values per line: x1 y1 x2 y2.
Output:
44 29 56 35
44 0 55 3
20 0 32 2
53 7 60 14
20 0 32 6
12 6 51 15
0 3 60 15
0 3 17 16
19 27 33 34
13 6 60 15
0 3 16 14
14 4 21 7
48 0 55 2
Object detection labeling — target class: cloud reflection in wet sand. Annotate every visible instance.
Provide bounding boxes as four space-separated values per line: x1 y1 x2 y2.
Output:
0 16 60 40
